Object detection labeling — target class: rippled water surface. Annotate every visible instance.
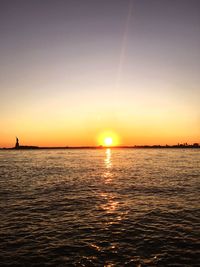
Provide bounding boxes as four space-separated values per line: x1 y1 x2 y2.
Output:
0 149 200 266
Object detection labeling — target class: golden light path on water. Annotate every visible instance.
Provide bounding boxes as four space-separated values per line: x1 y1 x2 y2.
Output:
100 149 121 224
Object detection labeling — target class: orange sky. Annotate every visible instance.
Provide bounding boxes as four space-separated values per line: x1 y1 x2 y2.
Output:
0 0 199 147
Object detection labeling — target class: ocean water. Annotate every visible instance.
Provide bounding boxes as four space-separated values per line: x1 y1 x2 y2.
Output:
0 148 199 267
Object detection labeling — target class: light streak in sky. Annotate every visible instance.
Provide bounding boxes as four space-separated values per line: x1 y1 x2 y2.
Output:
115 0 133 90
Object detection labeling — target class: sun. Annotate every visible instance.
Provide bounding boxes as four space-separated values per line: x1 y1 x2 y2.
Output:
98 131 119 147
104 137 113 146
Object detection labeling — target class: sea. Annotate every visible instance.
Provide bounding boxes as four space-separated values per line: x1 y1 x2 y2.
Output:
0 149 199 267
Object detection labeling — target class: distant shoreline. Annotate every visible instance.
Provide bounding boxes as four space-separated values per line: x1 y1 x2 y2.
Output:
0 144 199 150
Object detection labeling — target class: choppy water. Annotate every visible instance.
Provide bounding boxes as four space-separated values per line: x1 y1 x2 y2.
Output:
0 149 199 266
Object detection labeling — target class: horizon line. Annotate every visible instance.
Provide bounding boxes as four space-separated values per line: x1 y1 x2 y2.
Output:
0 143 199 150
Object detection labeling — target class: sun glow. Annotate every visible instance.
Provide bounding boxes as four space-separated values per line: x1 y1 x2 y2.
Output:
98 132 120 147
104 137 113 146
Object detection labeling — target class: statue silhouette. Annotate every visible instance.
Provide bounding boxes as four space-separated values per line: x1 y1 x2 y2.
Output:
15 137 19 148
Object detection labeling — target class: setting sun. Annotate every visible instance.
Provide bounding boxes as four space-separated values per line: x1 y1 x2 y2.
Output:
104 137 113 146
98 131 120 147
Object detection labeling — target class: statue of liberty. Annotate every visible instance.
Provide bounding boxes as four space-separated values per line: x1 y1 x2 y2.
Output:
15 137 19 148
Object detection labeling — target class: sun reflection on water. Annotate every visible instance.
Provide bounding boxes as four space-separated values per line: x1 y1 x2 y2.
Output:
104 149 113 184
105 148 112 168
99 149 120 217
100 192 119 214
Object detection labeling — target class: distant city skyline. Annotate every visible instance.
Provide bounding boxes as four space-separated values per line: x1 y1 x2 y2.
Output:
0 0 199 147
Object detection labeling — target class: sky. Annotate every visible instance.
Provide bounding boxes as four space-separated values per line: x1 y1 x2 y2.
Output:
0 0 200 147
